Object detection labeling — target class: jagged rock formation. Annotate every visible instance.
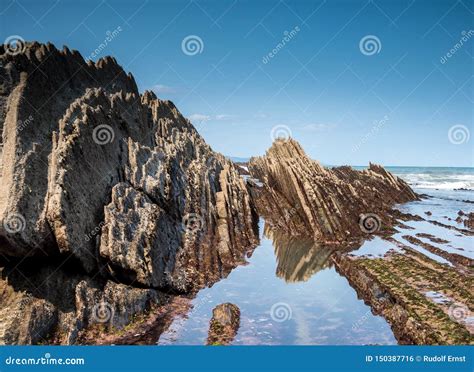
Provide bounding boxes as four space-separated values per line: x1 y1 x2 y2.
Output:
248 139 418 242
0 41 447 347
0 42 258 293
0 42 258 344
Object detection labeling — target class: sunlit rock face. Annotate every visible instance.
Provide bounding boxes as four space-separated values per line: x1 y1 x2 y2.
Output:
0 42 259 293
0 41 259 344
248 138 418 242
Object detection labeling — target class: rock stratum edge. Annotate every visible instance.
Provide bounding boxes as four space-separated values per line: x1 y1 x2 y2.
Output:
2 41 462 346
248 138 418 241
0 42 258 344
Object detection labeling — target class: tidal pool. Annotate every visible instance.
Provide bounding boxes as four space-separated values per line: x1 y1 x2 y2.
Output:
158 221 396 345
157 185 473 345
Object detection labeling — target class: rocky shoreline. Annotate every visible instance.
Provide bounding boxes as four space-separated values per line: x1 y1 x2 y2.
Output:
0 42 472 345
333 246 473 344
0 42 258 344
248 139 418 242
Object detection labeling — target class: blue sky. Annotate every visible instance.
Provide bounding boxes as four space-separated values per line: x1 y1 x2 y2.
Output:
2 0 473 166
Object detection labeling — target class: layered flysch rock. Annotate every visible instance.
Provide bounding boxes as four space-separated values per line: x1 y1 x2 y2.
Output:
0 41 259 344
0 41 426 346
0 42 258 293
248 138 418 242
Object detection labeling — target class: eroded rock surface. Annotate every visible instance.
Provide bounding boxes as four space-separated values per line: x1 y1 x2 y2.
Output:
0 42 258 293
0 41 258 344
248 139 418 241
0 41 457 348
0 258 165 345
334 247 474 345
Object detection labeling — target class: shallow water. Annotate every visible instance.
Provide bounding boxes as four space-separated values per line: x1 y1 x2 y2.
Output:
158 221 396 345
158 170 473 346
394 188 474 259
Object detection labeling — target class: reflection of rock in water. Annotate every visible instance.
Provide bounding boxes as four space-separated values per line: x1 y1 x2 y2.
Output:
265 224 357 283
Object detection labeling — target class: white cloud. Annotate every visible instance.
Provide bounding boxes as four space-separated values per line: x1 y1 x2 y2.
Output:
152 84 176 94
189 114 211 123
215 114 234 121
188 114 234 123
301 123 336 132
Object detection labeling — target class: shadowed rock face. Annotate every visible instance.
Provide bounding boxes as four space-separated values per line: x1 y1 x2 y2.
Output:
0 257 165 345
248 139 418 242
0 42 259 294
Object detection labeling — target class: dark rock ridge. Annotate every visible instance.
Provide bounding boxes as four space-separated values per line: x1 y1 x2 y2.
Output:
0 42 258 343
248 139 418 242
0 41 258 292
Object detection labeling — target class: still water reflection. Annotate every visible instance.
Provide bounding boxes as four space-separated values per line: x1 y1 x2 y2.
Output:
158 221 396 345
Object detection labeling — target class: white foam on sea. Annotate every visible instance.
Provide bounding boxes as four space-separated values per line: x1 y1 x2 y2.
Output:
394 173 474 191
